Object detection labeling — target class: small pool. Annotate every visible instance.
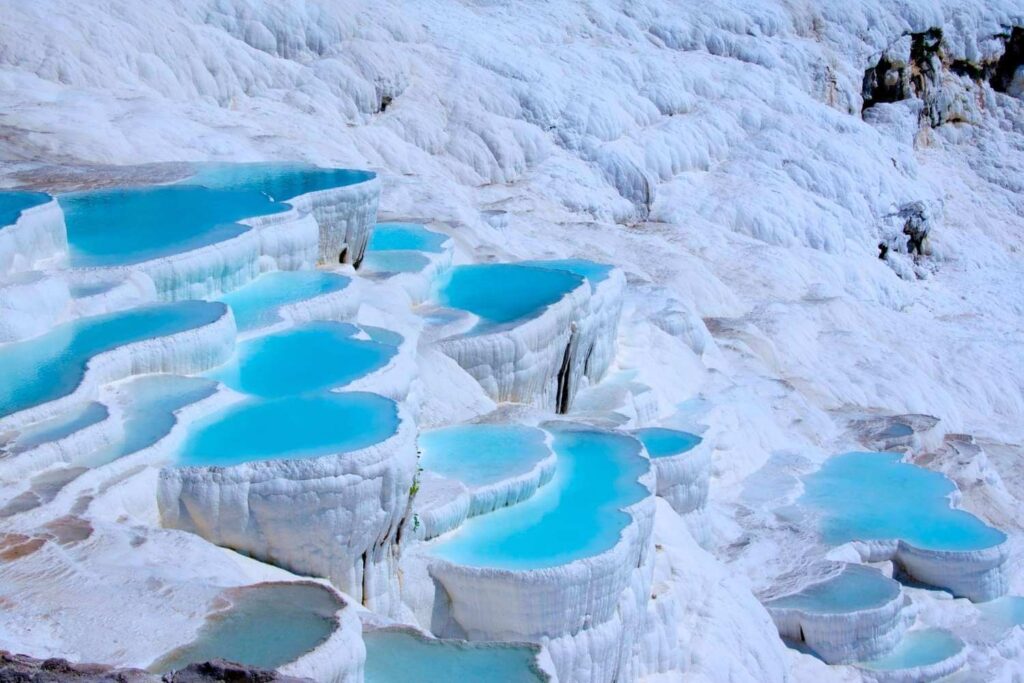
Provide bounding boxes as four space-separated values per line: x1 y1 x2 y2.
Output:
218 270 351 331
361 251 431 274
632 427 702 459
800 452 1006 552
364 629 546 683
188 162 374 201
368 223 448 253
175 393 398 467
4 402 108 455
766 565 900 614
419 425 551 488
0 301 225 420
88 375 218 466
977 596 1024 634
61 185 285 268
518 259 613 291
208 322 396 397
437 264 584 330
858 629 963 671
431 428 648 570
152 582 340 673
0 190 50 227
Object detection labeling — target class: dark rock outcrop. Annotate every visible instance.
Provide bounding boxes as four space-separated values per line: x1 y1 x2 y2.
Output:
0 652 312 683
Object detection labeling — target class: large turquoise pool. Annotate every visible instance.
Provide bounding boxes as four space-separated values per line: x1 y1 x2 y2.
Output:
175 393 398 467
368 223 448 253
364 630 546 683
431 428 648 570
218 270 351 332
418 424 551 488
189 162 374 202
766 564 900 614
0 301 225 420
437 264 584 329
859 629 963 671
61 185 284 267
153 583 340 673
800 452 1006 552
208 322 395 397
632 427 702 459
0 190 50 227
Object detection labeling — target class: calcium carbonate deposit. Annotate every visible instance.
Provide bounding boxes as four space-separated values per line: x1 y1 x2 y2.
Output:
0 1 1022 682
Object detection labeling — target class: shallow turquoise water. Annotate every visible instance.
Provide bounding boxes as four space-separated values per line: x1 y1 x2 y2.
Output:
419 424 551 488
364 630 544 683
800 452 1006 552
519 258 613 291
175 393 398 467
632 427 702 459
7 402 108 454
767 565 899 614
189 162 374 201
218 270 351 331
432 428 648 570
369 223 448 253
438 264 583 329
0 190 50 227
859 629 962 670
977 596 1024 633
0 301 225 420
153 583 339 673
87 375 217 467
61 185 284 267
362 250 431 274
209 322 395 398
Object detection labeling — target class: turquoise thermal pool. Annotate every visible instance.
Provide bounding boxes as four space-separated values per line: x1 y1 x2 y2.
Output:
431 428 648 570
61 185 285 267
208 322 395 397
87 375 218 467
361 250 431 274
218 270 351 331
418 424 551 488
153 583 339 673
519 258 613 290
632 427 702 459
858 629 963 671
800 452 1006 552
766 565 900 614
188 162 374 201
175 393 398 467
0 190 50 227
977 596 1024 634
364 629 545 683
437 264 584 330
0 301 225 420
368 222 448 253
3 402 107 455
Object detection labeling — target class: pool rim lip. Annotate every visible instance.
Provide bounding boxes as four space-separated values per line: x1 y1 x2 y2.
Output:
630 426 705 460
0 190 56 228
853 627 967 673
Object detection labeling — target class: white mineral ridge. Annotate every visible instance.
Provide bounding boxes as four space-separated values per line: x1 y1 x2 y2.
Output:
287 175 381 267
157 402 418 614
0 197 67 276
0 271 70 342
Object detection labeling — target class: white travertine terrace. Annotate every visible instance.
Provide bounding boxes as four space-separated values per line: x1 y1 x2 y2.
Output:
0 197 67 276
287 174 381 267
